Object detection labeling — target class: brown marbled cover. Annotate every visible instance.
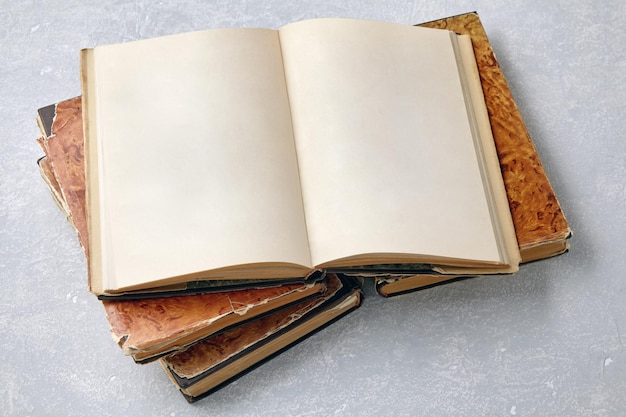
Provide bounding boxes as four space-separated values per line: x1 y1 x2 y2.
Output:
36 97 89 256
419 13 570 256
163 274 345 379
37 156 70 217
102 281 319 358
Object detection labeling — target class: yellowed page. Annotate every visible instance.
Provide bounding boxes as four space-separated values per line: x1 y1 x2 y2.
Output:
88 28 311 290
279 19 504 267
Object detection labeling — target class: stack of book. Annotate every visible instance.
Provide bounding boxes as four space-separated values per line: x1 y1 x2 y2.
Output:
35 12 570 402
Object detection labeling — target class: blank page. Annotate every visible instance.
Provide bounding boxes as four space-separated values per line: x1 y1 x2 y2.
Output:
89 28 310 289
279 19 501 266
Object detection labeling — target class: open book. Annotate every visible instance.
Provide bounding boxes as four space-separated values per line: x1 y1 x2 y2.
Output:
81 18 520 296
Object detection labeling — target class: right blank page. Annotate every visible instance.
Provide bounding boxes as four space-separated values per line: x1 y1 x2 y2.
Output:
279 19 502 267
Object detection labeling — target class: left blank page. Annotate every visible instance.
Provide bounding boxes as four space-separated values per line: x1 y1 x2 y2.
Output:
87 28 311 290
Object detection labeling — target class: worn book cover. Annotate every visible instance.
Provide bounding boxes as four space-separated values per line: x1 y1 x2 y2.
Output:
160 273 363 402
421 12 571 261
374 12 571 296
37 98 88 255
104 281 325 363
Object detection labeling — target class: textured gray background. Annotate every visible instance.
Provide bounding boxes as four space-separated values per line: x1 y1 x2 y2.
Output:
1 1 625 416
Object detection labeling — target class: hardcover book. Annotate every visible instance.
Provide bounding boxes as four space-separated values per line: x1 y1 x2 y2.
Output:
374 12 571 296
81 17 521 297
420 12 570 262
37 14 570 300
